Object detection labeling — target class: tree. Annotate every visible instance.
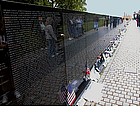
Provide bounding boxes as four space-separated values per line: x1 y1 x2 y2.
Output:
35 0 51 6
35 0 87 11
52 0 87 11
7 0 87 11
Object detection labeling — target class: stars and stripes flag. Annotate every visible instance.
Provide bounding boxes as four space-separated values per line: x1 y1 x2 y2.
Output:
67 84 76 106
59 84 76 106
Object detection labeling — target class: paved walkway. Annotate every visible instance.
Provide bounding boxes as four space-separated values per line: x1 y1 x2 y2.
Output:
85 20 140 106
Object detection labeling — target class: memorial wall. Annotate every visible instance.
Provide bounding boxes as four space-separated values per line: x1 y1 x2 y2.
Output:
0 1 122 105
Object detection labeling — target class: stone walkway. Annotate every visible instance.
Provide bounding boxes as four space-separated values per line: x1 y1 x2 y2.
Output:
85 20 140 106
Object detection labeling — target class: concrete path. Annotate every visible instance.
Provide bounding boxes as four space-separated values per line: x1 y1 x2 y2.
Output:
85 20 140 106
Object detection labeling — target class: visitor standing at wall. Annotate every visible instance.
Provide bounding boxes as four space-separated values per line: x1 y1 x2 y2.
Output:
110 16 113 29
73 16 78 38
105 16 109 28
37 16 46 49
133 12 137 20
93 15 99 31
136 11 140 27
76 16 83 37
45 17 57 58
113 17 117 28
67 16 74 40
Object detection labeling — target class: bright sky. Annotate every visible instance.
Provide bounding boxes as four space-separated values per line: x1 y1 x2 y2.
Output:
86 0 140 17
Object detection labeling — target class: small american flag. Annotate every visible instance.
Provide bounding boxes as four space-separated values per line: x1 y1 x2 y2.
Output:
59 84 76 106
67 84 76 106
67 90 76 106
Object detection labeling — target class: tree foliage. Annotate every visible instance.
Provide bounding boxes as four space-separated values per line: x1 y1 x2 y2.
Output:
7 0 87 11
52 0 87 11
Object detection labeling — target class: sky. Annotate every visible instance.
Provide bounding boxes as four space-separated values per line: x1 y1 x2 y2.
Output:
86 0 140 17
